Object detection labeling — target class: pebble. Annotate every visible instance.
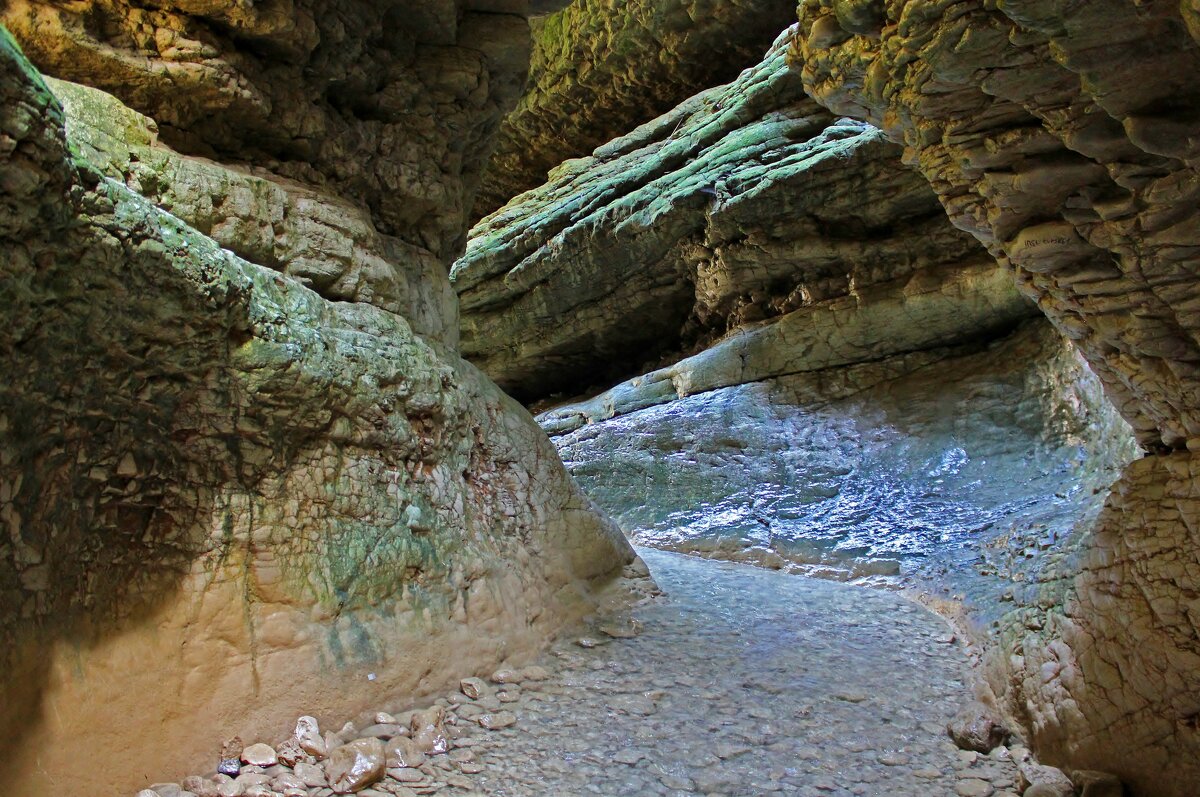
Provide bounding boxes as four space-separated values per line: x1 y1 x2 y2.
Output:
326 738 386 794
460 678 487 699
477 711 517 730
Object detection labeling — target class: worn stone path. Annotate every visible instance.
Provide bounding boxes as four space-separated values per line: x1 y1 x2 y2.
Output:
150 549 1030 797
458 548 1022 797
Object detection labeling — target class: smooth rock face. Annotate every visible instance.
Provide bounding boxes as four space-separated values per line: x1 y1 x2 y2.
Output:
455 28 996 400
0 25 631 797
473 0 799 217
793 3 1200 793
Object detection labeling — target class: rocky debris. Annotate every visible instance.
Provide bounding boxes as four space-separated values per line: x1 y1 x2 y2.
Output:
476 711 517 730
239 744 278 768
948 702 1011 754
293 717 326 760
459 678 487 700
793 4 1200 793
325 738 386 794
455 27 1001 401
133 550 1090 797
0 25 632 796
473 0 799 217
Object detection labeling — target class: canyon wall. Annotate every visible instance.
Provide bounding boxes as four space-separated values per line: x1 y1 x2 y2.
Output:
455 29 1006 401
791 2 1200 794
0 6 632 795
456 7 1200 793
472 0 800 217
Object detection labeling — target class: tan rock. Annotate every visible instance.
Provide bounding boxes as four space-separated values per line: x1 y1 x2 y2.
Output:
325 738 386 795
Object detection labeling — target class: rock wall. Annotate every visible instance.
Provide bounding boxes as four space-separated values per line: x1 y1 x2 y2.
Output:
455 28 1002 401
1 0 530 265
472 0 800 217
0 20 631 797
792 2 1200 793
544 317 1135 614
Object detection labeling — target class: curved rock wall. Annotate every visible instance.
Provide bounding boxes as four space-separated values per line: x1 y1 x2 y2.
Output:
455 28 1000 401
472 0 800 217
792 2 1200 793
0 20 631 797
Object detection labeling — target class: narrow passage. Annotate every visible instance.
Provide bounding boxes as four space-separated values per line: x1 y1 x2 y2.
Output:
457 549 1021 796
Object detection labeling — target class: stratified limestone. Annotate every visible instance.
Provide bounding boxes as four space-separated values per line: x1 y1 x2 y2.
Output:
473 0 799 217
1 0 531 264
793 0 1200 453
455 28 998 401
0 28 630 797
793 3 1200 793
49 76 458 345
542 319 1136 601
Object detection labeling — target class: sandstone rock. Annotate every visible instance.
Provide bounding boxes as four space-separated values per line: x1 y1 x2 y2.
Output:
385 737 427 770
477 711 517 730
490 669 521 684
948 702 1010 753
293 717 325 760
409 708 449 755
372 713 397 725
240 744 278 768
474 0 798 216
460 678 487 699
1072 771 1125 797
519 666 550 682
293 762 326 789
1019 763 1076 797
325 738 386 795
456 27 999 402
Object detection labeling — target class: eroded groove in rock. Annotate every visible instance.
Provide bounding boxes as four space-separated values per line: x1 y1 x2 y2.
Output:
793 3 1200 793
455 27 1010 402
472 0 800 218
0 25 630 797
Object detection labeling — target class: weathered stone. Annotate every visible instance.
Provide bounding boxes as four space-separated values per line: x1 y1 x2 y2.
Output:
460 678 487 700
455 28 999 401
384 737 427 770
948 703 1010 754
474 0 799 216
477 711 517 730
409 707 449 755
0 25 631 797
793 5 1200 795
240 744 278 768
325 738 386 795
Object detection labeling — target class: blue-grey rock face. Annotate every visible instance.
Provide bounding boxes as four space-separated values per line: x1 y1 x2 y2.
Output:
545 320 1135 613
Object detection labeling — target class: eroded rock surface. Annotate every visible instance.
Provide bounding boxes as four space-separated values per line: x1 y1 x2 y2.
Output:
455 28 1000 400
0 25 630 797
473 0 799 216
2 0 531 264
787 3 1200 793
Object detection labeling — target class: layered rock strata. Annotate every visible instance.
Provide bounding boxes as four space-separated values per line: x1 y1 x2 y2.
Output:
1 0 530 265
544 318 1136 610
0 24 630 797
455 28 1004 401
473 0 800 216
792 2 1200 793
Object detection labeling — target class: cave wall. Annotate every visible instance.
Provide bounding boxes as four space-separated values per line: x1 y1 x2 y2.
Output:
0 8 633 795
792 2 1200 793
472 0 800 217
454 28 1008 401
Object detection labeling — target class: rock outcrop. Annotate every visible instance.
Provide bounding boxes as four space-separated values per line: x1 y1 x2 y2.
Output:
792 2 1200 793
455 28 1003 401
0 20 630 797
472 0 800 217
1 0 530 264
543 317 1136 605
